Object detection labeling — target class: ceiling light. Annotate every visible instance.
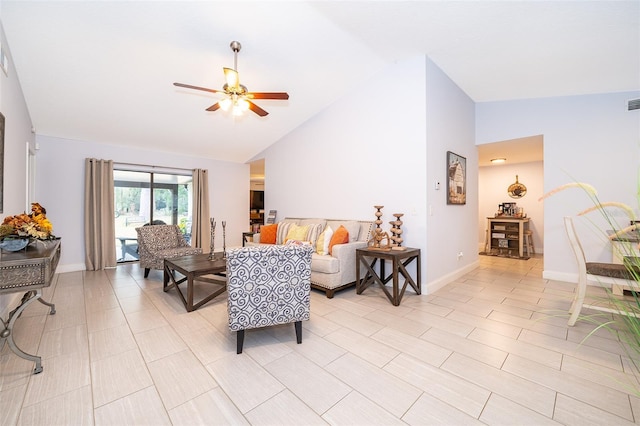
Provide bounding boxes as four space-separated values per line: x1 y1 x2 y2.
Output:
490 158 507 164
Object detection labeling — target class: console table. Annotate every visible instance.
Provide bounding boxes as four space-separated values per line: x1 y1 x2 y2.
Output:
0 239 60 374
356 247 421 306
485 217 530 258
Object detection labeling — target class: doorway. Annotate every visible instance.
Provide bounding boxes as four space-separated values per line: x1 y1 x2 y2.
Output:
477 135 544 255
249 159 265 231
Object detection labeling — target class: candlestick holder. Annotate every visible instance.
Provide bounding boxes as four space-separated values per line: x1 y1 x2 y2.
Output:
222 221 227 258
389 213 406 250
208 218 216 260
369 205 391 249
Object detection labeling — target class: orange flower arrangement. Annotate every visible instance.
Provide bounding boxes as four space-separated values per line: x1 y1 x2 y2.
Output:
0 203 55 240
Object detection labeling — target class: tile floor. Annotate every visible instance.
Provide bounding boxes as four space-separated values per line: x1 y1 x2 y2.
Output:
2 254 640 425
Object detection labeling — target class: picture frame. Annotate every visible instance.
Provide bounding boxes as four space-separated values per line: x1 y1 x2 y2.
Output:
446 151 466 205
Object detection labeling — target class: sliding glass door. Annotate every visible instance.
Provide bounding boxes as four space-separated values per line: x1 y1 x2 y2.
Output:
114 169 193 263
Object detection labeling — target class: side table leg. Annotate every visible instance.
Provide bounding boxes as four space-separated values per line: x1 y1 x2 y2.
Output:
392 258 399 306
37 296 56 315
0 290 45 374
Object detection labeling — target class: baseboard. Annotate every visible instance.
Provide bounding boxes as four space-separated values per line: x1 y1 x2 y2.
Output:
543 270 576 284
425 260 480 295
56 263 86 274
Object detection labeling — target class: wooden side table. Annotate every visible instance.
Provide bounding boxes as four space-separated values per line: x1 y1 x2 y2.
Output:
242 232 256 247
356 247 421 306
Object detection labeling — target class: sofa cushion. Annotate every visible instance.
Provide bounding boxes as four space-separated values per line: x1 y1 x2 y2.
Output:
311 252 340 274
276 220 298 245
305 223 325 246
299 218 327 228
326 220 360 243
286 224 310 242
260 223 278 244
316 225 333 255
329 225 349 255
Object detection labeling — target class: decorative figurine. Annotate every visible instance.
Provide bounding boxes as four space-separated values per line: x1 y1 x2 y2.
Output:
209 218 216 260
368 205 392 250
389 213 406 250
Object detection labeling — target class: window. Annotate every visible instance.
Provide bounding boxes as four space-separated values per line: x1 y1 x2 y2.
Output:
114 168 193 263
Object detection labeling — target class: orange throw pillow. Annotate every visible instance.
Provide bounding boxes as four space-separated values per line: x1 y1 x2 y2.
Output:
328 225 349 255
260 223 278 244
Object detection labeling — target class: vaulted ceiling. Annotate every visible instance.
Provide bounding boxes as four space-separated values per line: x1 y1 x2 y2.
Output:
1 1 638 163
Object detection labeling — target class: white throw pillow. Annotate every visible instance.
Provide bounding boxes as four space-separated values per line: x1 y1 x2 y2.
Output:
315 225 334 256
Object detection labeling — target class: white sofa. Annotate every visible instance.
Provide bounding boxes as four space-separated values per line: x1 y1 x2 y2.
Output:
249 218 373 298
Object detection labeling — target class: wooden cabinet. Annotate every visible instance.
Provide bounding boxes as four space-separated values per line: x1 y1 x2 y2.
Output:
485 217 530 258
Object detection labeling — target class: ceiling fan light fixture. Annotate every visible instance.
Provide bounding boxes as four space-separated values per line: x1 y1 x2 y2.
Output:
219 97 232 111
174 40 288 117
237 98 250 112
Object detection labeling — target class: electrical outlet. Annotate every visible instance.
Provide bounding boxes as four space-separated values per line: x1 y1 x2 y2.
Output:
457 251 463 260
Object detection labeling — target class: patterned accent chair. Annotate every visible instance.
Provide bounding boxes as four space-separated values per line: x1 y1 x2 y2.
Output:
136 224 202 278
226 244 313 354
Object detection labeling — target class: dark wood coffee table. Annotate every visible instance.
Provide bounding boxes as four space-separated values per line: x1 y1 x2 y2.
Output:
163 253 227 312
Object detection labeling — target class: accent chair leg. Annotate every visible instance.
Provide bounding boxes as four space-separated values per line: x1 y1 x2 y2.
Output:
144 268 150 278
295 321 302 344
568 275 587 327
236 330 245 354
325 289 335 299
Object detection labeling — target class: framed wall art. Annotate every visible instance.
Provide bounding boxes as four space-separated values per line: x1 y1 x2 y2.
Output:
446 151 466 205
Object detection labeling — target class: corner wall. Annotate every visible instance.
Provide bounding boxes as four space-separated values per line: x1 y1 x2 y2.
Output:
259 55 477 293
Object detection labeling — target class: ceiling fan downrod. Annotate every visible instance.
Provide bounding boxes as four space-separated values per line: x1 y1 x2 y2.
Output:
230 41 241 71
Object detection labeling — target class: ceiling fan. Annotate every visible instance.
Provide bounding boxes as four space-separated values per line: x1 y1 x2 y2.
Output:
173 41 289 117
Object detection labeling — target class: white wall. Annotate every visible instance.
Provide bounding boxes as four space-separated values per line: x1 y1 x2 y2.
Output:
425 57 478 290
0 21 35 317
477 92 640 281
0 23 33 215
478 160 544 253
259 56 477 293
35 135 249 272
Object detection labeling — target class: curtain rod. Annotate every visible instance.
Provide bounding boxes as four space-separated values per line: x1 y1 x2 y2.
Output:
113 161 194 173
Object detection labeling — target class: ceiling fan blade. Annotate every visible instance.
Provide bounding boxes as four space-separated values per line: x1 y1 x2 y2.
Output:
173 82 221 94
247 101 269 117
206 102 221 112
247 92 289 100
223 67 239 89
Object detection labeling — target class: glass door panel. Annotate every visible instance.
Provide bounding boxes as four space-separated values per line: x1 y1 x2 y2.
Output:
114 169 193 263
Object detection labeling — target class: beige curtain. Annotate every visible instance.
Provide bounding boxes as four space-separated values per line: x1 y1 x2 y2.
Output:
84 158 117 270
192 168 210 250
